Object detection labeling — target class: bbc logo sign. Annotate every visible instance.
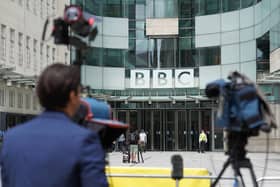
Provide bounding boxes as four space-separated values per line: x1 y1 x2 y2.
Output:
130 69 194 88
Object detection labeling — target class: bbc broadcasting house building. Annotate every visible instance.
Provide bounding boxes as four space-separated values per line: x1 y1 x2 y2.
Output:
71 0 280 152
0 1 69 129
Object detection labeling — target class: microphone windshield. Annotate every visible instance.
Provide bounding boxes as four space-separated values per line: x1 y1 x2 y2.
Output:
171 154 183 180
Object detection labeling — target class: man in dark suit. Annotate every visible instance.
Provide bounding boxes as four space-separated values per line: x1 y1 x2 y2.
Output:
0 64 108 187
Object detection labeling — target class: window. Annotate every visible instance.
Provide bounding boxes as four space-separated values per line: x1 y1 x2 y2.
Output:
46 45 50 65
242 0 255 8
257 32 270 72
147 0 178 18
198 46 221 66
64 52 68 64
52 0 56 14
9 29 15 64
25 94 31 109
179 49 197 67
1 25 7 61
223 0 240 12
52 48 56 63
33 39 37 72
9 90 15 108
18 0 23 6
40 43 44 70
33 0 37 15
33 97 38 110
17 93 23 108
18 33 23 66
179 0 194 18
26 0 30 10
103 48 125 67
26 36 31 67
40 0 44 18
0 88 5 106
46 0 50 17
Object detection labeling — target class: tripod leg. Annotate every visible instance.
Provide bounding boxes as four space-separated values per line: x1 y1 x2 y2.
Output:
248 165 259 187
237 173 246 187
211 158 231 187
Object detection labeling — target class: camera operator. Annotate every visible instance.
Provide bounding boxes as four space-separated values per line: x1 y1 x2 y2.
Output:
0 63 108 187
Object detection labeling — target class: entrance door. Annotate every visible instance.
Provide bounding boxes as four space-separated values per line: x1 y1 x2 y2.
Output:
165 111 175 151
201 110 212 151
189 110 199 151
178 110 188 150
153 110 161 150
152 110 175 151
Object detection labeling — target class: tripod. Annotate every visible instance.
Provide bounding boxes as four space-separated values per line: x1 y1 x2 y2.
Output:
211 132 258 187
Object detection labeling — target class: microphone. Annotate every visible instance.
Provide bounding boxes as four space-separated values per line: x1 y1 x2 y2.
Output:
171 154 183 180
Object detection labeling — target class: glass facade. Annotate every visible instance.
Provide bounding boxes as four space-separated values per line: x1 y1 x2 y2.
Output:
72 0 280 151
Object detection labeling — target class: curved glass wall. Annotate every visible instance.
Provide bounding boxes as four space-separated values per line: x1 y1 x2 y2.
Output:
74 0 262 18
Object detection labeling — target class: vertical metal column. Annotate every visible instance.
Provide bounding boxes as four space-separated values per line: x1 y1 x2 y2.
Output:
175 111 179 150
151 110 154 150
211 109 215 151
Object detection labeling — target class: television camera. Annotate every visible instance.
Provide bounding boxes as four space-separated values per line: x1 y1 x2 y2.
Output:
42 5 98 64
205 71 277 187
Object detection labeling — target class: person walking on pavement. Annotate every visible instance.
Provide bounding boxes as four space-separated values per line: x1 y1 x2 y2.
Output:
117 133 125 152
199 130 207 153
129 129 139 163
139 129 147 153
0 64 108 187
137 130 144 163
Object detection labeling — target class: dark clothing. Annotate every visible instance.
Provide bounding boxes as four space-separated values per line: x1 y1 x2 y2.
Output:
199 141 206 153
1 111 108 187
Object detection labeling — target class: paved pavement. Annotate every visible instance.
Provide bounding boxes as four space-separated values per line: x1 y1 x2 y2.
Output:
108 151 280 187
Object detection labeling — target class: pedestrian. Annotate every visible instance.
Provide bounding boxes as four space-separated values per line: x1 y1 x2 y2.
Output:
129 129 138 163
0 64 108 187
139 129 147 153
199 129 207 153
137 131 144 163
118 133 125 152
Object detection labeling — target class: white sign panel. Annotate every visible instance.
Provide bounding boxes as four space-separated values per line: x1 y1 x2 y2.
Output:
175 69 194 88
130 70 150 88
146 18 179 36
152 70 172 88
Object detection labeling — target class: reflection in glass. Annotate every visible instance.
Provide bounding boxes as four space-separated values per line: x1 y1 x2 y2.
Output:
179 0 194 18
127 39 148 68
223 0 240 12
241 0 255 8
84 47 102 66
149 38 177 68
147 0 178 18
257 32 270 72
103 48 125 67
198 47 221 66
195 0 220 15
179 49 197 67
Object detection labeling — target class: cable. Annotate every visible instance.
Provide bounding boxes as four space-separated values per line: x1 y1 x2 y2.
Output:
260 133 270 187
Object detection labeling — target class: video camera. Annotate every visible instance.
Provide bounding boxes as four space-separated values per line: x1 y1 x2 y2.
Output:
205 71 276 135
206 72 277 187
42 5 98 49
72 97 129 151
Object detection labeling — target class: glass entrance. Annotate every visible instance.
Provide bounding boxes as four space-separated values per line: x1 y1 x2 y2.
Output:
190 110 199 151
152 110 175 151
178 110 188 150
114 108 215 151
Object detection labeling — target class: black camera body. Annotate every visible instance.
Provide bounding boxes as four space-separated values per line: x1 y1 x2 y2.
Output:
42 5 98 49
